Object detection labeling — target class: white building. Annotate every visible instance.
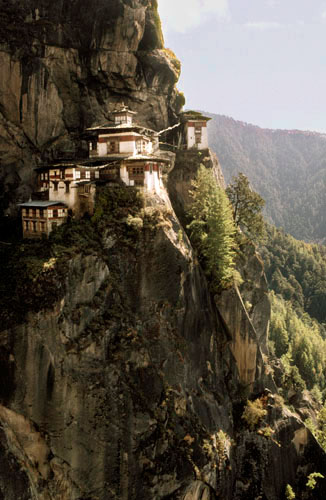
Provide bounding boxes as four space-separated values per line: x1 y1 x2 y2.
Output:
20 106 171 237
120 157 167 193
86 106 159 158
36 164 100 217
182 111 211 150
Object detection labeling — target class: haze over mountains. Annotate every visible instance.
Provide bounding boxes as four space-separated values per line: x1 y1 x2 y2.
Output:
206 112 326 243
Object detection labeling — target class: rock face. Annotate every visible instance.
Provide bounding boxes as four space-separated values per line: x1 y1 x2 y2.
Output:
1 2 326 499
167 148 225 226
0 0 182 213
1 183 326 499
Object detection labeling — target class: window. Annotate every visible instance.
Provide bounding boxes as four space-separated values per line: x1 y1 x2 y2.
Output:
85 171 90 179
95 171 100 179
32 209 36 217
195 125 202 144
39 209 44 218
22 208 27 217
24 221 29 231
32 221 37 232
48 209 53 218
75 170 81 179
115 114 127 124
109 141 119 153
58 209 65 217
53 209 58 218
131 166 144 175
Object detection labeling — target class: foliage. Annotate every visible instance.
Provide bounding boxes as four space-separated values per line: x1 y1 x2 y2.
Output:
162 48 181 75
207 111 326 242
92 185 143 229
241 398 267 430
261 224 326 324
285 484 296 499
226 172 266 243
305 406 326 450
0 185 146 329
306 472 324 490
0 237 67 329
270 292 326 392
311 385 323 404
257 426 274 438
187 165 237 289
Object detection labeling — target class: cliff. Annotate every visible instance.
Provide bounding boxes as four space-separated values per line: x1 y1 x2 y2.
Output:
1 2 326 499
1 176 325 499
0 0 182 213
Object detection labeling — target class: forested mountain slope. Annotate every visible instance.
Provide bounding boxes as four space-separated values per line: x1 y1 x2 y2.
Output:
260 225 326 392
207 113 326 242
261 224 326 324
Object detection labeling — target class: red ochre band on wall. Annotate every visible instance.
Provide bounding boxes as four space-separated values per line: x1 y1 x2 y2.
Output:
98 135 142 143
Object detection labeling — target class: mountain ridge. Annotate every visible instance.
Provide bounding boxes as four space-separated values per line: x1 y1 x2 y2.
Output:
205 111 326 242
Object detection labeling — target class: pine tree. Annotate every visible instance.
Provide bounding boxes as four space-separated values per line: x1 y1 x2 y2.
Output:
226 172 265 242
187 165 237 289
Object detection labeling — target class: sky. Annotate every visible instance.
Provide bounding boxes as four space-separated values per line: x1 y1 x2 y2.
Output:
158 0 326 132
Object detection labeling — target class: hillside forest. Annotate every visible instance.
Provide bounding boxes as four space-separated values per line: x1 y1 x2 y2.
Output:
207 112 326 243
260 225 326 396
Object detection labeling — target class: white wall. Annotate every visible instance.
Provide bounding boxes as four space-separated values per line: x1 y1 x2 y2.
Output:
49 181 79 209
98 142 107 156
144 171 161 194
186 123 209 150
119 141 136 155
120 164 131 185
145 141 153 154
97 135 137 156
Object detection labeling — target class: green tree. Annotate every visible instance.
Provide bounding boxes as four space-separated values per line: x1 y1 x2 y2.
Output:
187 165 236 289
226 172 265 242
270 316 289 357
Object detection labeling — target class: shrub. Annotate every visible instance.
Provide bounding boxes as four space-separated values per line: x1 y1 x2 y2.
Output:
242 398 267 430
285 484 295 499
306 472 324 490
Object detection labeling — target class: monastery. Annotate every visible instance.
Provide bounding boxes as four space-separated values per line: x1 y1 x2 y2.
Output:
20 106 210 238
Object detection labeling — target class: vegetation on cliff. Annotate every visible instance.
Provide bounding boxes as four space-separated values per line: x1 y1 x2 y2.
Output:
0 186 145 329
226 172 265 243
187 165 236 289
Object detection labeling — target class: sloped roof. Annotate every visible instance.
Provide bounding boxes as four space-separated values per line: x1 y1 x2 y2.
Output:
19 201 67 208
85 124 158 136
